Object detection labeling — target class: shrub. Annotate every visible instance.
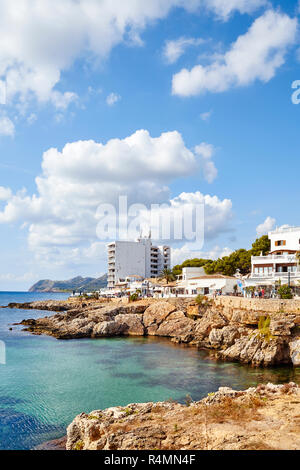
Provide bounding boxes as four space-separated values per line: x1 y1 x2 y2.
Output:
257 316 273 342
277 285 293 299
195 294 208 305
184 394 193 407
129 293 139 302
73 440 84 451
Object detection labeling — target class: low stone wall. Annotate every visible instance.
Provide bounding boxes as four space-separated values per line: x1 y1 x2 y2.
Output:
214 296 300 315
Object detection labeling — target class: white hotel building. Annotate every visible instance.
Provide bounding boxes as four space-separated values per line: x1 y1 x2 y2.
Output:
247 226 300 287
107 238 171 289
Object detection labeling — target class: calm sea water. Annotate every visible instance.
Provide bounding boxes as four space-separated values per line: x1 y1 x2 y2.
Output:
0 291 299 450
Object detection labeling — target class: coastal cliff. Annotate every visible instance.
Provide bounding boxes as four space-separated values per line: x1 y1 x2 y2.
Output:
66 383 300 450
8 296 300 367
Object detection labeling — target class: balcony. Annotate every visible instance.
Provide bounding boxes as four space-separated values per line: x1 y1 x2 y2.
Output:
251 272 300 280
252 254 297 265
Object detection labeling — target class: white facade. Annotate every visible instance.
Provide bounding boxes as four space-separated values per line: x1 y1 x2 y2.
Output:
176 274 239 297
107 238 170 288
177 267 206 282
249 226 300 287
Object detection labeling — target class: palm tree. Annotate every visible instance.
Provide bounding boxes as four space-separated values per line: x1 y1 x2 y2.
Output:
160 268 175 284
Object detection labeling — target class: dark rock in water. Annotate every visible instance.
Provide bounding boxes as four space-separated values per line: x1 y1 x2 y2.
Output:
34 436 67 451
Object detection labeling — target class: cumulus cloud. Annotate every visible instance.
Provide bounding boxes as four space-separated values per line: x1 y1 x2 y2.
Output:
0 129 232 264
163 37 205 64
0 116 15 136
195 143 218 183
172 10 298 96
0 0 270 112
171 243 233 266
256 216 276 236
0 186 12 201
205 0 268 20
106 92 121 106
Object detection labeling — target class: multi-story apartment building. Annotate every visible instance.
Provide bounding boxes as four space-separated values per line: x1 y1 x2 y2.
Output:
107 238 171 289
248 226 300 286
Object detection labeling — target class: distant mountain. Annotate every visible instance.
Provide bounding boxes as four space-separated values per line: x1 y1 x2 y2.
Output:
28 274 108 293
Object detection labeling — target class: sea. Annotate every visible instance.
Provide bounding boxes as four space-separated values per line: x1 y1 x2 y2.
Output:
0 291 299 450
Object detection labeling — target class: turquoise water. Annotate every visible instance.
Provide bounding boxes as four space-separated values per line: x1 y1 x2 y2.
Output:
0 291 299 450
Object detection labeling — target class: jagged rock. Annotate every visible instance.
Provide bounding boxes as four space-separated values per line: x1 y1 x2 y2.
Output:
230 310 260 325
194 311 227 339
220 334 290 366
270 318 295 336
156 311 195 338
114 314 145 336
290 339 300 366
208 326 248 348
92 321 126 337
143 302 177 335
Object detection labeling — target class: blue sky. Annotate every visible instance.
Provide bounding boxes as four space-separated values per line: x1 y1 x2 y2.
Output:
0 0 299 290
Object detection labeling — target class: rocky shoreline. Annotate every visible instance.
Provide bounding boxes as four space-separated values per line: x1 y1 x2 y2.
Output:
6 296 300 367
64 382 300 450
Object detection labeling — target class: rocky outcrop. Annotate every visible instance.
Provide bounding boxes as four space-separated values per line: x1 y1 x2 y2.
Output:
218 334 291 367
66 383 300 450
8 297 300 367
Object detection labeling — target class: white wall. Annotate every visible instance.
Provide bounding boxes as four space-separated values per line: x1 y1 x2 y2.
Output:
269 227 300 252
115 241 146 281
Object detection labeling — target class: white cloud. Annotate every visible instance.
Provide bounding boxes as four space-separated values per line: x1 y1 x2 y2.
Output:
163 37 205 64
106 92 121 106
195 143 218 183
200 110 213 121
0 129 232 265
256 216 276 236
172 10 298 96
0 186 12 201
171 243 233 266
205 0 268 20
0 116 15 136
0 0 270 112
50 91 78 110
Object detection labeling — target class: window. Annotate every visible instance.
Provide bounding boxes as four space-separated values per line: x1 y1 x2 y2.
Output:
275 240 286 246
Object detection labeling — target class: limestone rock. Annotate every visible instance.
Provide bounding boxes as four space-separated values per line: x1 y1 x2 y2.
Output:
290 339 300 366
220 334 290 366
270 318 295 336
208 325 247 348
92 321 126 337
156 311 195 338
194 311 227 339
143 302 177 335
114 314 145 336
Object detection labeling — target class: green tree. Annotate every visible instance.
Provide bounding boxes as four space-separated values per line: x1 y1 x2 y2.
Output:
251 235 271 256
160 268 176 284
203 235 270 277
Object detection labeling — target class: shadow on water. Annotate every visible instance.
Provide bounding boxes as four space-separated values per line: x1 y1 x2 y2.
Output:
0 407 65 450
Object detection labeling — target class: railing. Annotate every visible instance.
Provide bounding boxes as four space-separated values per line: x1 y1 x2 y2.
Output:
251 272 300 279
252 255 297 261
